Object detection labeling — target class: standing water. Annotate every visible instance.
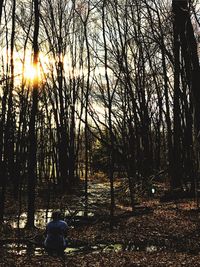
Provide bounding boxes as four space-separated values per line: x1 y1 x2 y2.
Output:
7 209 94 229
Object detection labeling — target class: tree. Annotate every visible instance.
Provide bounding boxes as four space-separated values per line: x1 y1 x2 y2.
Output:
0 0 3 24
172 0 200 189
27 0 40 228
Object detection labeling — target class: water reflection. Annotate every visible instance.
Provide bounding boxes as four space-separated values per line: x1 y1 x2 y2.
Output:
125 242 159 253
9 209 53 229
3 242 161 257
8 209 94 229
3 243 89 256
102 244 123 252
5 243 27 255
146 245 158 252
3 243 44 256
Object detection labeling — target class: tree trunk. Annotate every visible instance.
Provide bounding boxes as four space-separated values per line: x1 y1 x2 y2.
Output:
172 0 200 186
172 10 182 188
27 0 40 228
0 0 3 24
102 0 115 229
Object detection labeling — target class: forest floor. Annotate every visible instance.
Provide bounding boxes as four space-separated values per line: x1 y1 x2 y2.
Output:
1 178 200 266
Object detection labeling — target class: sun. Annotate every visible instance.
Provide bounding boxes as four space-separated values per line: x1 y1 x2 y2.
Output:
23 62 41 83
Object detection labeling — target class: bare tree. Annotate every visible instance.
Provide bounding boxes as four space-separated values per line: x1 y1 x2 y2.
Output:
172 0 200 190
27 0 40 228
0 0 3 24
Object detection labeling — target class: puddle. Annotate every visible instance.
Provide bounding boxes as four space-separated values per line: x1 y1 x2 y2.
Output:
2 242 162 256
146 245 158 252
125 243 160 253
6 182 110 229
101 243 123 252
4 243 28 256
3 243 44 256
7 209 94 229
3 243 89 256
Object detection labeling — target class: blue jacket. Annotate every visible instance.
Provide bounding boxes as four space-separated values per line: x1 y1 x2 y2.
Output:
44 220 69 250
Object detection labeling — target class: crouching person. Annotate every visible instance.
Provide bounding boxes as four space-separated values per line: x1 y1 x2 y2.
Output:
44 210 69 256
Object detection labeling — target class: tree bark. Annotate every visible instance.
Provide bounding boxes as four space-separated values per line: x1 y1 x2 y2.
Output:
172 0 200 182
27 0 40 228
102 0 115 229
0 0 3 24
172 8 182 188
